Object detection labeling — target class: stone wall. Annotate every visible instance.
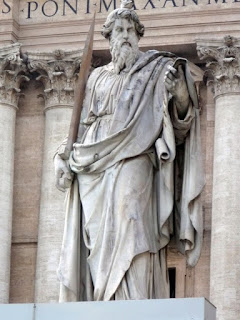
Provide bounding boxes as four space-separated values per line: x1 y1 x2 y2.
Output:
10 79 45 303
1 1 240 319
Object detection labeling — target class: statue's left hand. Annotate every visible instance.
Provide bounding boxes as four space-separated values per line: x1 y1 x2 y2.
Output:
164 65 190 117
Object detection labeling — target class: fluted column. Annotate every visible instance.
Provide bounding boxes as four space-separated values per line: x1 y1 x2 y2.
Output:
27 49 82 302
197 36 240 320
0 43 29 303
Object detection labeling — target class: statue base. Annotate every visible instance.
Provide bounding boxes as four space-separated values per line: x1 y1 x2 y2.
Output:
0 298 216 320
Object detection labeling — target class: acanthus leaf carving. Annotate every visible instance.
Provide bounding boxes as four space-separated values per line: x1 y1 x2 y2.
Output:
197 35 240 97
26 49 82 110
0 43 30 107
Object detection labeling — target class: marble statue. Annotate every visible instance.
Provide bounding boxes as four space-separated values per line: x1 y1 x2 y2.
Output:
54 1 204 302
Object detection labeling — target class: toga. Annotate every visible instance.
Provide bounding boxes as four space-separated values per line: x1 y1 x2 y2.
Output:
57 50 205 302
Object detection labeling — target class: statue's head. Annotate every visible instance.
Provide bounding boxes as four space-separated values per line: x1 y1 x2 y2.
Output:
101 1 145 73
101 5 144 40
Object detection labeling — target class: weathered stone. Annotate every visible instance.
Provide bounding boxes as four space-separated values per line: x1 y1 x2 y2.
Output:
197 36 240 320
27 50 82 302
9 244 37 303
56 6 204 303
27 49 82 110
197 36 240 97
0 0 236 312
0 43 29 303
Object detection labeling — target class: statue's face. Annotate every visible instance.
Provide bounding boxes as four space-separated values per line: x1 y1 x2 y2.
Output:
109 17 139 73
111 18 139 49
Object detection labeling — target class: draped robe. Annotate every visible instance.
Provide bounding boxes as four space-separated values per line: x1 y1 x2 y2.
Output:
57 50 205 302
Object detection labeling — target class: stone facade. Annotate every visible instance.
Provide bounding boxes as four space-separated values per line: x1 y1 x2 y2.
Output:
0 1 240 319
0 43 29 303
197 36 240 320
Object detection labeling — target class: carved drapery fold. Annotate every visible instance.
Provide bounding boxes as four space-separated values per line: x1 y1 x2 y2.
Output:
26 49 82 110
197 35 240 97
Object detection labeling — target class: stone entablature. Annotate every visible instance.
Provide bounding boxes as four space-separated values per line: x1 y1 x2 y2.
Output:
197 36 240 97
27 49 82 110
13 1 240 24
0 43 29 107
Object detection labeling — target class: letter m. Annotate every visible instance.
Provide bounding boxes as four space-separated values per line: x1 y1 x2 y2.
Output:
208 0 227 3
99 0 116 12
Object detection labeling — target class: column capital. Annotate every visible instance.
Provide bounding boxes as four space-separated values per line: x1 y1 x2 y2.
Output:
0 43 30 108
26 49 83 111
197 35 240 98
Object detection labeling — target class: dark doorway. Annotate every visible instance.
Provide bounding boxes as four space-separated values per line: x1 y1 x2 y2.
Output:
168 268 176 298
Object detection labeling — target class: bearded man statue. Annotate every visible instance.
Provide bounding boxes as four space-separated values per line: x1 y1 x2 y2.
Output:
54 2 205 302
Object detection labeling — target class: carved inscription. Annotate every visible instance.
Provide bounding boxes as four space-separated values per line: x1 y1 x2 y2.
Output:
0 0 240 20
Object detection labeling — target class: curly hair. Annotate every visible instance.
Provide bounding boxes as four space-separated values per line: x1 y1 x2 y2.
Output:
101 9 145 40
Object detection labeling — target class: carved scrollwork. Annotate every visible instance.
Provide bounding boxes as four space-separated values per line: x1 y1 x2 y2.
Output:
26 49 82 110
0 43 30 107
197 35 240 97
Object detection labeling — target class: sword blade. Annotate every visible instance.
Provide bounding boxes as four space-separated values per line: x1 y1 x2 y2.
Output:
59 12 96 160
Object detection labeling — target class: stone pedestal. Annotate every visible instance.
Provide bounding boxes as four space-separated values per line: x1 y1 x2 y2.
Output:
27 50 81 302
0 43 29 303
197 36 240 320
0 298 216 320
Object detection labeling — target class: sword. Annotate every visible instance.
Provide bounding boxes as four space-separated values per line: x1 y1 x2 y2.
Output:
58 12 96 160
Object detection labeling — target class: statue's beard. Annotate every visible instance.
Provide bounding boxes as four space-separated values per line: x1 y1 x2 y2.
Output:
110 37 139 74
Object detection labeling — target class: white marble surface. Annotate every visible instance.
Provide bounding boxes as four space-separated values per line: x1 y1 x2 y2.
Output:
56 7 204 302
0 103 17 303
211 94 240 320
0 298 216 320
35 107 72 302
198 36 240 320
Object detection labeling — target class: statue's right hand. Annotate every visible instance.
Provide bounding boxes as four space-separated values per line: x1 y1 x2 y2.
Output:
54 154 73 192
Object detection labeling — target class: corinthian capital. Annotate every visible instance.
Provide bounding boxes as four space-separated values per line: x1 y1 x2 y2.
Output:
26 49 82 110
197 36 240 97
0 43 30 108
